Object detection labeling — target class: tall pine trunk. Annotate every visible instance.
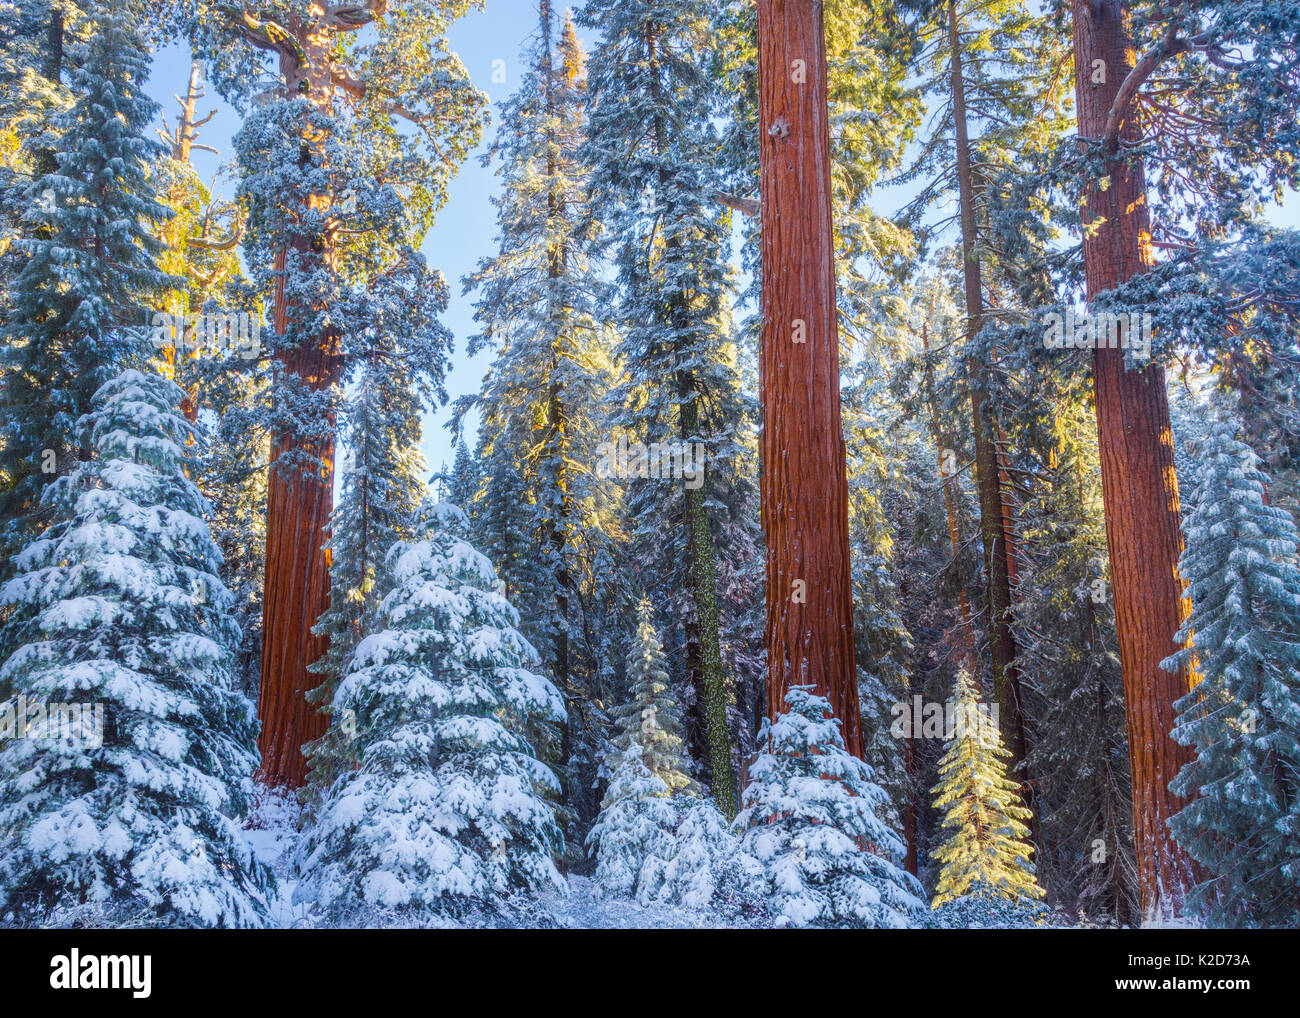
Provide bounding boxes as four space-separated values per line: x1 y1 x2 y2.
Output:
945 0 1031 784
920 323 977 666
756 0 863 757
541 0 573 768
1071 0 1196 919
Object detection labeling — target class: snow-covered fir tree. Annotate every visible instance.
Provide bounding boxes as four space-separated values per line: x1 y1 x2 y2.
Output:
1015 392 1135 922
197 376 269 702
445 438 479 515
293 503 567 920
585 600 763 913
0 368 271 927
304 283 440 794
0 0 73 284
737 686 925 928
146 62 271 704
581 0 755 818
0 0 172 589
585 744 678 900
845 362 918 842
1164 419 1300 928
587 602 697 898
459 3 619 851
930 669 1044 908
636 796 762 914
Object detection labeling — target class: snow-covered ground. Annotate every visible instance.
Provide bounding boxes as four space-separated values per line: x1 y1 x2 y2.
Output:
245 789 314 928
244 790 769 930
243 790 1119 930
539 877 770 930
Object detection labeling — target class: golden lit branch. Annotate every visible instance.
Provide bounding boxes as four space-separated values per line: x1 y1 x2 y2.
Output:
321 1 389 31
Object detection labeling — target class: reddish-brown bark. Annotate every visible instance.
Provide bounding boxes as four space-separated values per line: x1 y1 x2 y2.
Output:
254 21 346 788
257 239 339 789
896 539 919 877
1071 0 1197 918
756 0 863 757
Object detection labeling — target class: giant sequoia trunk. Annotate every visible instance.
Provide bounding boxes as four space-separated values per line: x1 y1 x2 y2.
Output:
256 26 344 789
756 0 863 757
1071 0 1196 919
257 242 339 788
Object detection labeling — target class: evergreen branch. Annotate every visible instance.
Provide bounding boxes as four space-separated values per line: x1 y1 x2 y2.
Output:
712 190 759 218
329 69 433 141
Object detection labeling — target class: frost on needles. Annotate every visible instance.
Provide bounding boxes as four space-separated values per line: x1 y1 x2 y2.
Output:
587 601 761 914
0 370 272 928
737 685 925 928
293 503 568 921
1164 418 1300 929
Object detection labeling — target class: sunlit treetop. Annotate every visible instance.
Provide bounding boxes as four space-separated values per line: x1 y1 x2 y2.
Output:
154 0 487 251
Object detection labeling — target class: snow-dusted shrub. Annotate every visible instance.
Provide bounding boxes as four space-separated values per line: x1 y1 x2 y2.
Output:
738 686 925 928
586 745 678 899
0 370 272 927
608 600 700 794
588 759 763 915
927 881 1056 929
293 503 567 919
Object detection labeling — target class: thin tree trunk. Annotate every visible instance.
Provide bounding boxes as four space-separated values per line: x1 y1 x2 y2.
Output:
920 322 977 667
541 0 573 752
644 28 738 815
1071 0 1196 920
756 0 863 756
682 403 738 818
945 0 1031 783
897 543 919 876
994 430 1021 592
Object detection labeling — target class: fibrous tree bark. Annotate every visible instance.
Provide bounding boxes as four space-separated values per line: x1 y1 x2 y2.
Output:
756 0 863 757
259 267 339 789
1071 0 1197 919
224 8 358 788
